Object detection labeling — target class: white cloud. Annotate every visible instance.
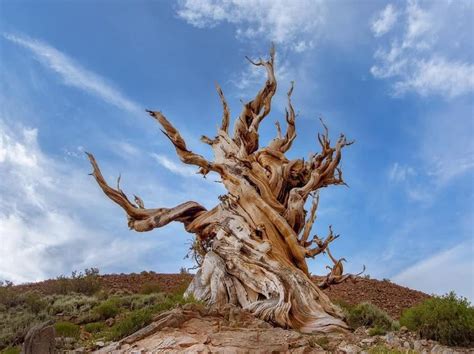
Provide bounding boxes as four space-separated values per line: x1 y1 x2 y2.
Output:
404 0 432 46
371 4 398 37
393 241 474 302
3 33 142 114
388 162 415 183
176 0 326 51
231 53 291 93
392 58 474 98
421 104 474 186
152 153 198 177
0 121 157 283
370 1 474 98
387 104 474 201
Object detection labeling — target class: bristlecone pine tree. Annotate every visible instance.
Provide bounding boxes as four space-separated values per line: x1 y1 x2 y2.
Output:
87 46 361 333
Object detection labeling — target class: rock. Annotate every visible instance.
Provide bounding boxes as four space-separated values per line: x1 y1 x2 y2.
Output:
22 320 56 354
383 332 400 347
403 341 411 349
431 344 443 352
185 344 210 352
399 326 408 333
338 340 347 347
95 341 105 348
413 340 423 351
360 338 376 346
338 343 362 353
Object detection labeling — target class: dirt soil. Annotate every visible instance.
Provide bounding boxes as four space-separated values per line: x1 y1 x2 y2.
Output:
15 272 429 319
312 276 430 319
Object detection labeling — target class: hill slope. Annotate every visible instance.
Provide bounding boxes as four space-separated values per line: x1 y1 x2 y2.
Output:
16 272 429 319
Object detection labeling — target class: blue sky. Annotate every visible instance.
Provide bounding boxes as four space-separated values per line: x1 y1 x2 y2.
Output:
0 0 473 300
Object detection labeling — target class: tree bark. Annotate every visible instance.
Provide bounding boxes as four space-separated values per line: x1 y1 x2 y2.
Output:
87 46 354 333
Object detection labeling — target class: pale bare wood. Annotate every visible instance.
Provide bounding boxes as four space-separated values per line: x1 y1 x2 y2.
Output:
215 83 230 133
86 153 206 232
88 46 360 334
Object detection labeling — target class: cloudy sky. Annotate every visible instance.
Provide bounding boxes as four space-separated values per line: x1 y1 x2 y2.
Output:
0 0 473 301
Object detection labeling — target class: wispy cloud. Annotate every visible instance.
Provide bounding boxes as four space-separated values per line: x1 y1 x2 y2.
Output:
370 1 474 98
176 0 326 52
231 53 292 94
388 162 415 183
392 241 474 301
152 153 198 177
3 33 142 114
371 4 398 37
0 120 158 282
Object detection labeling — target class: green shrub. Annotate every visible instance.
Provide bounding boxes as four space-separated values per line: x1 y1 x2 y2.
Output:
109 309 152 340
345 302 398 331
83 322 106 333
45 268 101 296
139 281 161 295
332 299 353 312
400 292 474 347
21 292 47 314
70 268 101 295
1 346 21 354
368 325 386 336
0 281 20 308
49 294 98 315
54 321 80 339
94 299 120 319
130 293 165 310
0 309 49 349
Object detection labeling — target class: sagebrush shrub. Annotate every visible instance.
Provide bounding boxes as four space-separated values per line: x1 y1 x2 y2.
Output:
109 309 152 340
94 299 120 319
400 292 474 347
368 325 386 336
345 302 398 331
54 321 80 339
139 281 161 295
49 294 98 315
45 268 101 296
83 322 106 333
21 292 47 314
0 281 20 308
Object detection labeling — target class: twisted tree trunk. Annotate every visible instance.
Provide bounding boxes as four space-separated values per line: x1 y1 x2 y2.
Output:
87 46 354 333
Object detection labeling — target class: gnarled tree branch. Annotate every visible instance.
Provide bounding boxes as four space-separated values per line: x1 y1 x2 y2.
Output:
215 83 230 133
147 110 222 177
233 45 277 154
86 153 206 232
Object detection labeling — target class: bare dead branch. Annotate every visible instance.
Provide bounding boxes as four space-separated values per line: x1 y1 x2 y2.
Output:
305 225 340 258
299 192 319 245
233 44 277 154
215 83 230 133
86 152 206 232
147 110 220 176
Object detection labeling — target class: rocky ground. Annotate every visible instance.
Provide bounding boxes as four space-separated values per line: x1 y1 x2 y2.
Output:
13 273 472 353
85 304 470 353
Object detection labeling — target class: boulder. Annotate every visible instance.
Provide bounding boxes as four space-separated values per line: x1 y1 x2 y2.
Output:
22 320 56 354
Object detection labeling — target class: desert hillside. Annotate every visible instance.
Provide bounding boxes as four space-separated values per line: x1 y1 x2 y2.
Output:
3 272 473 353
15 272 429 319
